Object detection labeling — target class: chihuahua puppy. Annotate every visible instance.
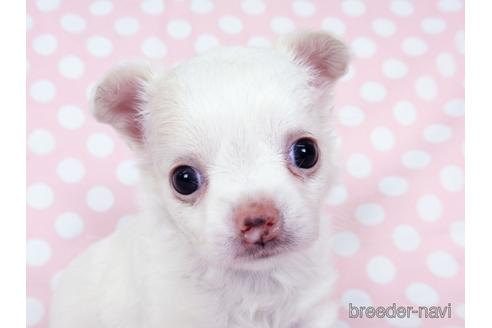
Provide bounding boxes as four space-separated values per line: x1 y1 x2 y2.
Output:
50 31 349 328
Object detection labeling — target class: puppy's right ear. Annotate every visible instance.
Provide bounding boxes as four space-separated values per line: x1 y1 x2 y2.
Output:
92 62 153 149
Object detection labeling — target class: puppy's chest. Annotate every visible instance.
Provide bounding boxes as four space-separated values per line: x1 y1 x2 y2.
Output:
201 277 304 328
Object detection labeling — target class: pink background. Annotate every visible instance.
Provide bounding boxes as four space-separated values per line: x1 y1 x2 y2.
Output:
27 0 464 327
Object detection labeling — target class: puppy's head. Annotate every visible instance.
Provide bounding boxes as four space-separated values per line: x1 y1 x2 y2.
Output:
92 31 349 270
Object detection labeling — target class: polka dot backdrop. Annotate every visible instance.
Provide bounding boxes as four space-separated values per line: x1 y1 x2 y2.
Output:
26 0 464 327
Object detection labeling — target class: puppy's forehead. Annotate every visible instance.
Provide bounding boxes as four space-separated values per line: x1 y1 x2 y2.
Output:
176 46 309 92
149 46 319 161
158 47 313 112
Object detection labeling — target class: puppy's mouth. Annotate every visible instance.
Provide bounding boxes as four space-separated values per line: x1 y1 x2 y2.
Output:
233 234 296 261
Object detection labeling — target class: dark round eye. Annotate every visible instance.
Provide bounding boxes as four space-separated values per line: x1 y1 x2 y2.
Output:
171 165 202 195
289 138 319 169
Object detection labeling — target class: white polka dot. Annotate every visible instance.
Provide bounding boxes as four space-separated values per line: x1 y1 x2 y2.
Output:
241 0 266 15
167 19 192 39
27 15 33 30
60 14 86 33
89 0 113 16
379 176 409 197
292 0 316 17
356 203 385 226
372 18 396 37
415 76 437 101
440 165 463 192
334 136 342 151
33 34 57 56
321 17 346 36
360 82 387 102
443 98 464 117
406 283 439 306
421 17 446 34
195 34 219 53
438 0 463 12
341 289 372 309
417 194 443 221
55 212 84 239
351 37 376 58
436 52 456 77
86 82 97 101
50 270 64 291
26 239 51 266
456 304 465 320
455 30 464 54
346 153 372 178
141 0 165 14
58 55 85 79
87 186 114 212
386 315 422 327
402 37 428 56
333 321 350 328
326 183 348 205
117 214 134 230
114 17 140 36
427 251 458 278
332 231 360 257
401 150 431 169
87 133 114 158
341 0 366 17
141 37 167 59
27 297 44 326
451 220 464 247
116 159 140 185
393 225 421 251
191 0 214 13
340 65 355 82
57 105 85 130
371 127 395 151
86 36 113 57
338 105 365 127
27 183 54 209
247 36 271 47
28 129 55 155
382 58 408 79
367 256 396 284
391 0 414 16
219 16 243 34
393 100 416 125
270 16 295 34
423 124 452 143
36 0 59 12
57 158 85 183
30 80 56 103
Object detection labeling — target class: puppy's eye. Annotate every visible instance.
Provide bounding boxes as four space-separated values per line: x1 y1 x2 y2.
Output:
171 165 202 195
289 138 319 169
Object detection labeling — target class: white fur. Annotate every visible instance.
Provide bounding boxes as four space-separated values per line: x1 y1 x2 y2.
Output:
50 31 349 328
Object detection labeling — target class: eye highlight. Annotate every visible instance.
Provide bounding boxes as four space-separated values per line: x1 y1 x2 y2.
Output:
289 138 319 169
171 165 202 195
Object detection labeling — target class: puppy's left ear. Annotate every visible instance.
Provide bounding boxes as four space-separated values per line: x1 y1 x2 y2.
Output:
276 31 350 88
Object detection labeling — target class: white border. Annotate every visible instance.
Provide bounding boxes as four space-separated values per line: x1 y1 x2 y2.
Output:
467 0 492 326
0 1 26 327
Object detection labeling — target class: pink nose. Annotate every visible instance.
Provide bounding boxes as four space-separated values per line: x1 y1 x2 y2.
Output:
234 201 280 245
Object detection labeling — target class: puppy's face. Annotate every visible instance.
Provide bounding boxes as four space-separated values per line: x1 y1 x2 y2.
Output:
93 32 349 270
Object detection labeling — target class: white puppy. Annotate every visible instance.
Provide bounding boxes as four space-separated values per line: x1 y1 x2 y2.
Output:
50 31 349 328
